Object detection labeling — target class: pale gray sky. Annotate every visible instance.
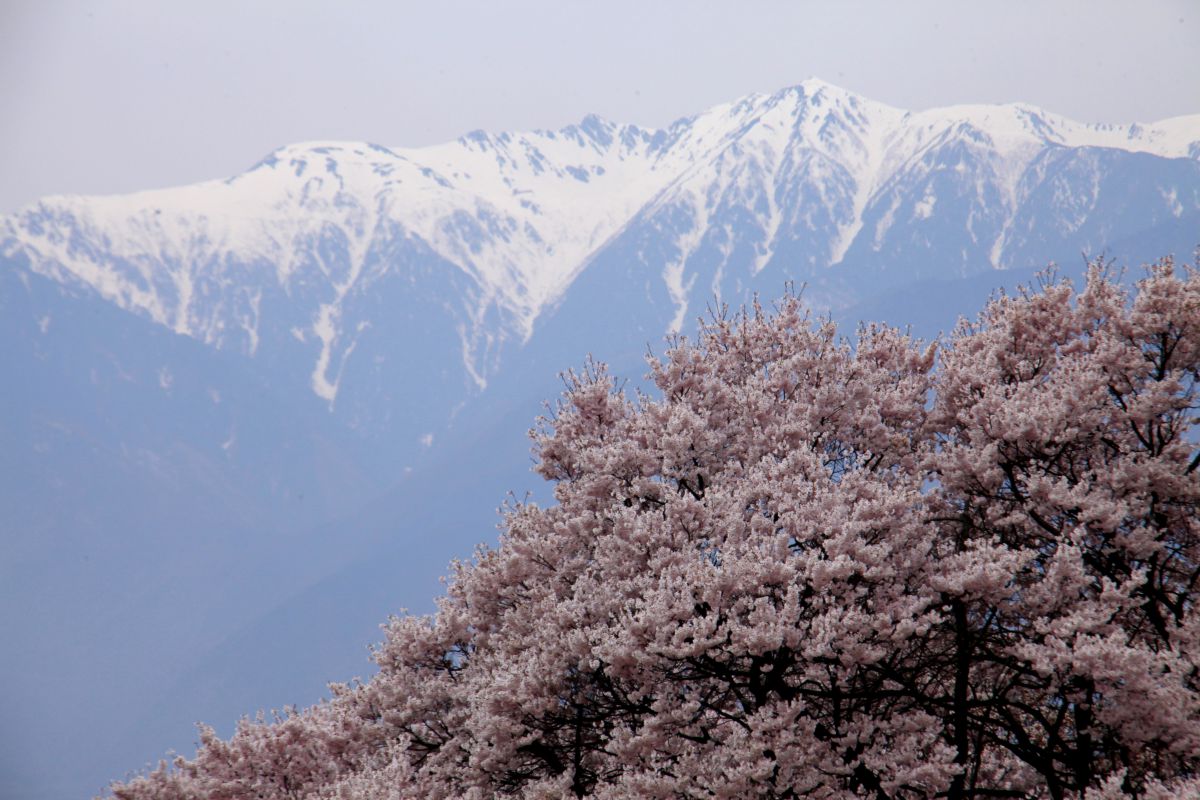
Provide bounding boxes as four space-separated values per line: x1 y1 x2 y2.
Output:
2 0 1197 213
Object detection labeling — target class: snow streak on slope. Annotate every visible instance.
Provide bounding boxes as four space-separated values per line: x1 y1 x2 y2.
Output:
4 78 1198 402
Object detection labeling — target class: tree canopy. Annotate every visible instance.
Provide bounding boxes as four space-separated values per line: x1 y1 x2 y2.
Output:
112 260 1200 800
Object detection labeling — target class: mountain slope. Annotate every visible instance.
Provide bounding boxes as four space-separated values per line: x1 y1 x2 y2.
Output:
5 79 1197 406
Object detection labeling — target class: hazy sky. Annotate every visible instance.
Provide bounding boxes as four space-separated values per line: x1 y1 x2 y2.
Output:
2 0 1197 213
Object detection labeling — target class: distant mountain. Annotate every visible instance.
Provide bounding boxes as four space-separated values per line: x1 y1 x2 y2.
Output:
6 79 1198 404
2 80 1197 800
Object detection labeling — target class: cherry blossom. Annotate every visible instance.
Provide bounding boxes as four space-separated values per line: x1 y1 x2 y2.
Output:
108 260 1200 799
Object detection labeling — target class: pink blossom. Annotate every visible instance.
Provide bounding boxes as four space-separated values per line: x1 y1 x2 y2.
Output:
109 260 1200 799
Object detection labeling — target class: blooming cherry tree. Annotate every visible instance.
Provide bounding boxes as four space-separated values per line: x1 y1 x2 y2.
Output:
111 260 1200 800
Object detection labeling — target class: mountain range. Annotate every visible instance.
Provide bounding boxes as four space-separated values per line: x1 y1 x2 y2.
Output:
2 79 1197 800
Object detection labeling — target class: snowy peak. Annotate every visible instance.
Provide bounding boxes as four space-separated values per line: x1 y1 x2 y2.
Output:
5 81 1199 404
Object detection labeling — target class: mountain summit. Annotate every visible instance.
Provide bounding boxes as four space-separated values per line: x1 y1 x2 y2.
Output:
5 80 1198 403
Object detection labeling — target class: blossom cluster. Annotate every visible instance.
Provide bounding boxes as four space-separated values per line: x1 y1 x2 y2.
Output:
110 260 1200 799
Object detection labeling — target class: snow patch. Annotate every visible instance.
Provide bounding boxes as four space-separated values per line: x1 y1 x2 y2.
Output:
1162 187 1184 218
241 289 262 356
310 303 342 405
663 258 695 334
662 200 707 334
913 191 937 220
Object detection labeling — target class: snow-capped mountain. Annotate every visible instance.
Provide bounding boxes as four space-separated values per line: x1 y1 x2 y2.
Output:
2 80 1199 800
6 78 1198 407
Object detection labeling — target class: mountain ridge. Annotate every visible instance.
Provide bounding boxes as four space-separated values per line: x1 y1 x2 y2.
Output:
6 79 1198 403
